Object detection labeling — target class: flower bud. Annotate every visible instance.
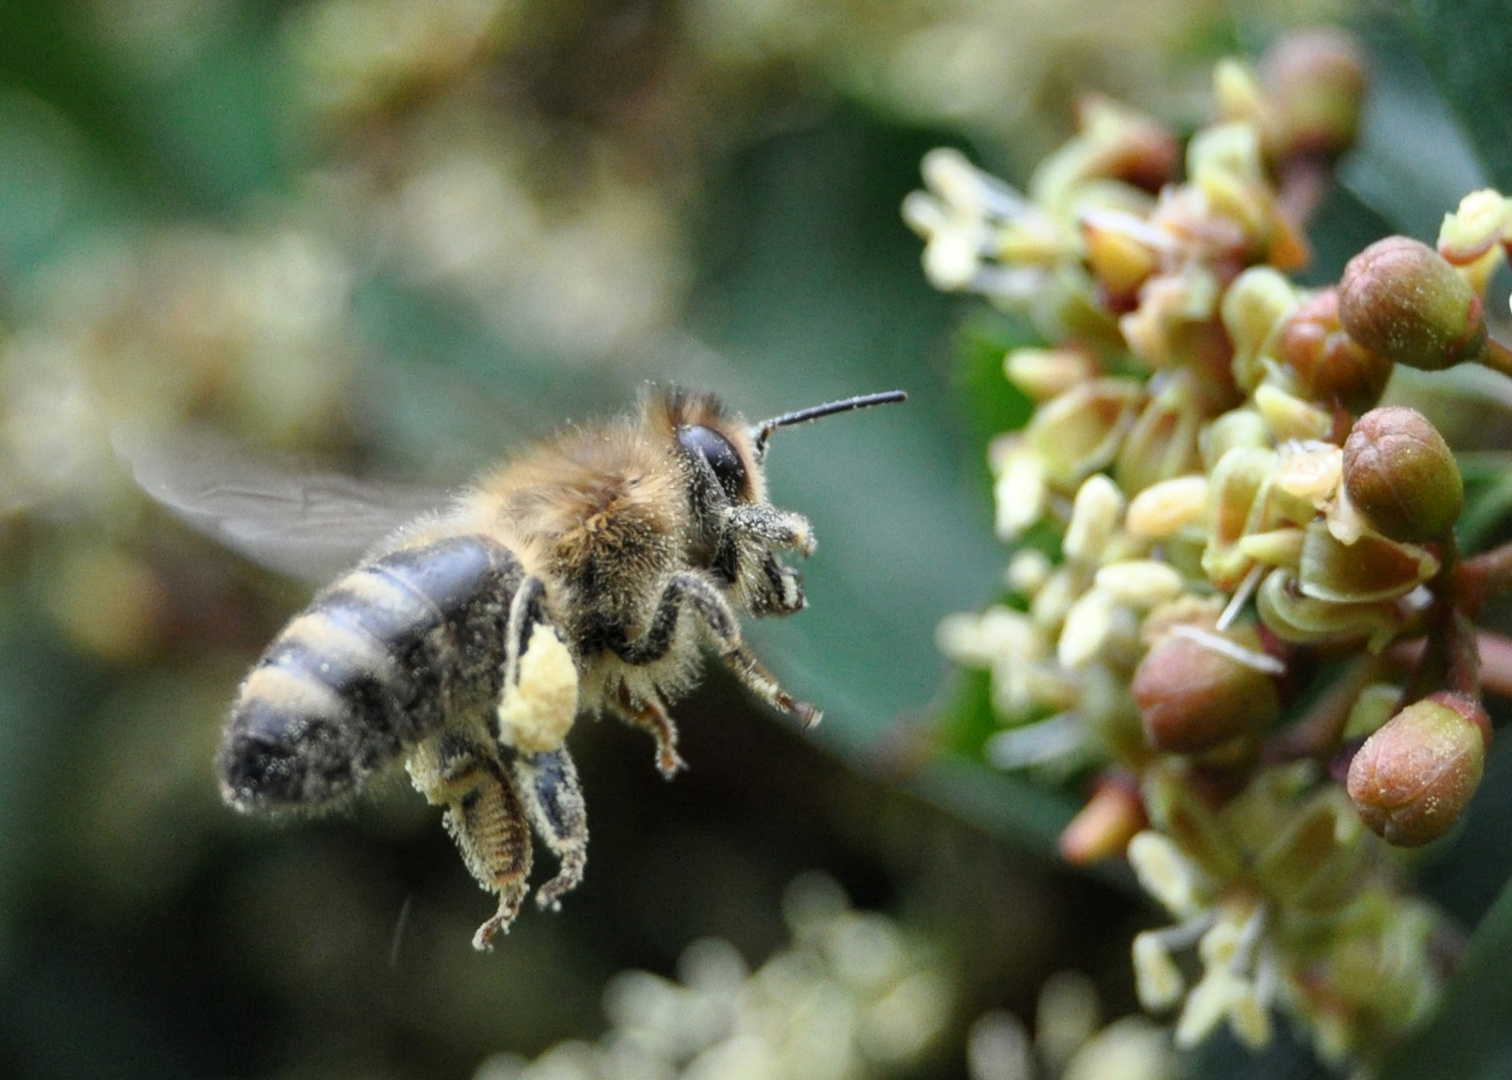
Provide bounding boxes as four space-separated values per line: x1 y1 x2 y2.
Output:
1074 93 1181 193
1126 474 1208 539
1059 773 1146 864
1338 236 1487 371
1005 346 1099 401
1083 214 1159 298
1114 372 1204 495
1438 188 1512 267
992 435 1049 539
1252 382 1332 442
1341 406 1463 542
1275 288 1393 410
1222 266 1299 392
1132 622 1280 753
1263 29 1366 161
1346 692 1489 846
1033 95 1178 204
1025 378 1143 489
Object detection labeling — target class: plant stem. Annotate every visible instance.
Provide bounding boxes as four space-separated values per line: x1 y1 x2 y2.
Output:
1454 538 1512 615
1264 654 1390 764
1477 337 1512 380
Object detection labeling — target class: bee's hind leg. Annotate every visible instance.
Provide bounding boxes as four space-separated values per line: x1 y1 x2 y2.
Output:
503 574 550 688
407 731 532 951
510 747 588 911
495 575 579 756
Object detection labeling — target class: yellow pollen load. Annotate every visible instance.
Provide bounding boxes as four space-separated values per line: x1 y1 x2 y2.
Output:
497 624 580 753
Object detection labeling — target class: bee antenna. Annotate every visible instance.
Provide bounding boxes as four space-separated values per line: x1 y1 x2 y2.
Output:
750 390 907 460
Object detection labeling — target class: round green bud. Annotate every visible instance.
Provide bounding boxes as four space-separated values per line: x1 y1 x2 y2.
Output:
1341 406 1463 542
1338 236 1487 371
1347 692 1489 847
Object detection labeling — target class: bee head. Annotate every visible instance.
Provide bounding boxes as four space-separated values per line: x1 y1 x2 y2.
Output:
654 385 906 609
650 387 758 507
654 387 907 512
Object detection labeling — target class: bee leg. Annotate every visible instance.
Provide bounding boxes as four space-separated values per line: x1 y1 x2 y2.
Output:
407 731 532 952
509 747 589 911
503 574 551 688
725 504 816 556
613 682 686 778
752 552 806 616
720 645 822 728
613 571 821 728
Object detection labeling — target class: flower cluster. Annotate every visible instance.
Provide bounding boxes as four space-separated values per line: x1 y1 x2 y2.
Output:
967 969 1174 1080
474 873 952 1080
909 30 1512 1070
0 224 361 664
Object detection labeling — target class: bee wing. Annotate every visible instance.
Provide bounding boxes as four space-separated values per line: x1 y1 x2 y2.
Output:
115 426 453 585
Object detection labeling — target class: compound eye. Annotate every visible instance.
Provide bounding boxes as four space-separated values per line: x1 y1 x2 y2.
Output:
677 424 746 500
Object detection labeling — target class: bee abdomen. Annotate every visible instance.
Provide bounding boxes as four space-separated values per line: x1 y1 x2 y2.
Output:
220 534 523 810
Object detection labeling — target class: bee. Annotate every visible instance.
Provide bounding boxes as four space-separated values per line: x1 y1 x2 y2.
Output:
126 386 906 949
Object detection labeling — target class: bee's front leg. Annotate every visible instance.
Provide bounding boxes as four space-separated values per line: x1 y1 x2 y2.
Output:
751 552 805 616
725 504 816 556
720 505 811 616
611 571 821 728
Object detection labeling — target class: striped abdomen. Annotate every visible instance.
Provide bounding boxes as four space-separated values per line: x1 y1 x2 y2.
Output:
219 535 524 810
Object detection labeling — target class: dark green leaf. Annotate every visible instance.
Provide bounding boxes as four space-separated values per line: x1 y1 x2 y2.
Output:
1381 874 1512 1080
1408 0 1512 188
907 753 1079 859
939 668 1002 759
952 309 1037 450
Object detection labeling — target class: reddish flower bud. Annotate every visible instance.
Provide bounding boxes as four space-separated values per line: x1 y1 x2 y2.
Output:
1074 93 1181 193
1059 773 1147 865
1275 288 1393 409
1132 623 1281 753
1341 406 1463 542
1347 692 1489 846
1263 29 1367 161
1338 236 1487 371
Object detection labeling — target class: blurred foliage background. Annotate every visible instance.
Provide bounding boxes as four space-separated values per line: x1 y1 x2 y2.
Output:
0 1 1508 1078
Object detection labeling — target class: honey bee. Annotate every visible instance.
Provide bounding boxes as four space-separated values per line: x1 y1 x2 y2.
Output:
126 386 906 949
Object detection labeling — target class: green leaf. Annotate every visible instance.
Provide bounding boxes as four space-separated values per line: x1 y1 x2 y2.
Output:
1380 876 1512 1080
952 309 1037 451
1339 27 1485 240
907 753 1079 859
1408 0 1512 189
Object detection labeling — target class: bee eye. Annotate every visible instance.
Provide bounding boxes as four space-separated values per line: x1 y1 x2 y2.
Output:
677 424 746 499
